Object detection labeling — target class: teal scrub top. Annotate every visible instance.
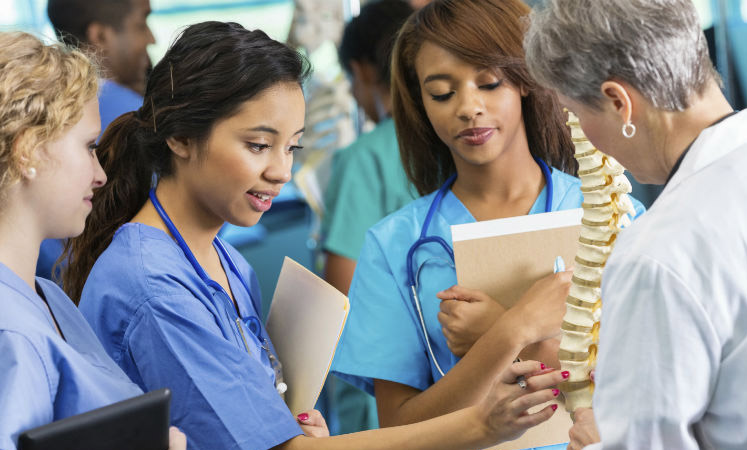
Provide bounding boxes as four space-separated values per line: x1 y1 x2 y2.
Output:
322 117 417 260
331 169 646 395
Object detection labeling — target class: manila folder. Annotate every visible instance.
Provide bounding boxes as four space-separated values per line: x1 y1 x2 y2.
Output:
451 208 582 450
265 257 350 416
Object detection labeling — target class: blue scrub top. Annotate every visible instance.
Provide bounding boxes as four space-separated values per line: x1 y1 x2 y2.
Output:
79 223 302 450
332 169 646 394
0 263 142 450
98 79 143 134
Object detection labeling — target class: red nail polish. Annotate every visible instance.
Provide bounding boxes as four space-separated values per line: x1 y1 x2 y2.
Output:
551 404 558 411
541 363 546 370
562 371 570 379
552 389 559 396
297 413 309 421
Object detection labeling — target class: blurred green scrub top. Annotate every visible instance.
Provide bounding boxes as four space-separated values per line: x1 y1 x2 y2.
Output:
331 169 646 394
79 224 302 450
0 263 142 450
323 117 416 260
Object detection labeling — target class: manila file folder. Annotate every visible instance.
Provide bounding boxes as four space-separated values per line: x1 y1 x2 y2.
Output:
451 208 582 450
265 257 350 416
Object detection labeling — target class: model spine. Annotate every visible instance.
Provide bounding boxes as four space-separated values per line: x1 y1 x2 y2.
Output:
559 111 635 412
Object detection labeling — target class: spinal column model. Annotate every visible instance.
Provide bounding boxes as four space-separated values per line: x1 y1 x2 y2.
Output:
558 111 636 412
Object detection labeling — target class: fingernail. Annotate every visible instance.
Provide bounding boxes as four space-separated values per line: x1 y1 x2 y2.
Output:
552 389 559 396
562 371 570 379
551 404 558 411
297 413 309 421
540 363 546 370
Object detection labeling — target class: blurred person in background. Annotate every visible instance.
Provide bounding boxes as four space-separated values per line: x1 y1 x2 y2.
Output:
39 0 155 281
322 0 415 434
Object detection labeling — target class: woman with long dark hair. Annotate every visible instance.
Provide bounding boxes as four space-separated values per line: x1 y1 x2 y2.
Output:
331 1 644 447
66 20 568 450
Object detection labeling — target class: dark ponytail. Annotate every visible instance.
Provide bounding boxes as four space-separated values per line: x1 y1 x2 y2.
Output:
63 21 310 302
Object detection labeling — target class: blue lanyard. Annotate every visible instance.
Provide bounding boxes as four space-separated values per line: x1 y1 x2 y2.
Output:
148 189 263 339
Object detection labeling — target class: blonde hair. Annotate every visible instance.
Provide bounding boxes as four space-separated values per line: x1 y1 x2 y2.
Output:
0 31 98 201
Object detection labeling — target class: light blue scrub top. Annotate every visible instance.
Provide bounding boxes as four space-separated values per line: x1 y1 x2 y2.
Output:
0 263 142 450
79 223 302 450
331 169 645 449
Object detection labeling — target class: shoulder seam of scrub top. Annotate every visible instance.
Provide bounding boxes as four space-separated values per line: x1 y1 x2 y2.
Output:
0 329 56 405
119 291 214 363
132 223 190 299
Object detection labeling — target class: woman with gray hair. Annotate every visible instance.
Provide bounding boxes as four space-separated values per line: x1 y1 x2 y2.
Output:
524 0 745 449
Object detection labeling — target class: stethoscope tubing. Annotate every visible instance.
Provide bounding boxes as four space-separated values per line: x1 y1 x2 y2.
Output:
148 189 263 339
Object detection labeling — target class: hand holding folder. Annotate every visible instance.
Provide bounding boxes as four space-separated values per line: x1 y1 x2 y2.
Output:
265 257 350 416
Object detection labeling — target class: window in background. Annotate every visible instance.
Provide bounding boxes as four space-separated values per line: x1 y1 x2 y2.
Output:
148 0 293 63
0 0 293 59
0 0 54 38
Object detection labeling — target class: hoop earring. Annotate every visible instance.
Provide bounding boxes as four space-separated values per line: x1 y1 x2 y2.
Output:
622 122 636 139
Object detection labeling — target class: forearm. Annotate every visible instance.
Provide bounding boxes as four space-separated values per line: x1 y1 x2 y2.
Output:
280 407 492 450
323 252 356 295
379 312 527 426
519 338 560 370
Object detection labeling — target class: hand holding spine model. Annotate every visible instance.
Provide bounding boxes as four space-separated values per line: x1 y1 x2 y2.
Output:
559 111 635 412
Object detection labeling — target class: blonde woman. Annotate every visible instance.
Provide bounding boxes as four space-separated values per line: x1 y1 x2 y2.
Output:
0 31 185 450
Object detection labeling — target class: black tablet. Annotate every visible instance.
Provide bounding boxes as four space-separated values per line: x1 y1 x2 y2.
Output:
18 388 171 450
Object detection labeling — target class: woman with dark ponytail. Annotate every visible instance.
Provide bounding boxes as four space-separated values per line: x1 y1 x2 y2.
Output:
67 20 568 450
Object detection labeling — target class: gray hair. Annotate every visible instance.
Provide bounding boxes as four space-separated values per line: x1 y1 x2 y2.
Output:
524 0 717 111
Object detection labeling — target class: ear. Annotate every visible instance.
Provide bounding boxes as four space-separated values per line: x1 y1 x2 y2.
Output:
350 60 378 85
12 133 41 180
19 156 38 180
85 21 115 50
600 80 633 124
165 136 194 161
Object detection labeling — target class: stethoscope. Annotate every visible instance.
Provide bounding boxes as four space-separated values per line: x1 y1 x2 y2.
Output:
148 189 287 395
406 157 553 377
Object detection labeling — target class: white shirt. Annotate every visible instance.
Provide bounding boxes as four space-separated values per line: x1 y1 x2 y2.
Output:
588 110 747 449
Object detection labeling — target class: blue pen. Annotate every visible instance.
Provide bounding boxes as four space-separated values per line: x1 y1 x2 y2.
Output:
554 255 566 273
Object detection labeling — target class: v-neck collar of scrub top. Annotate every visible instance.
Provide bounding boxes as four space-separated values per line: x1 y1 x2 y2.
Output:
112 223 276 383
0 261 144 384
0 262 62 335
437 168 554 226
119 222 255 316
